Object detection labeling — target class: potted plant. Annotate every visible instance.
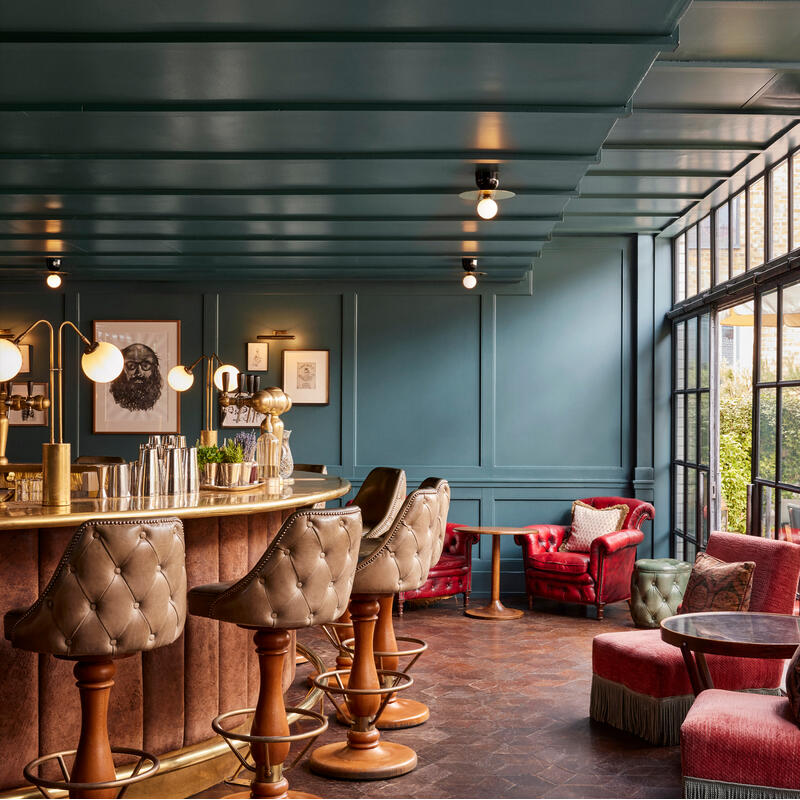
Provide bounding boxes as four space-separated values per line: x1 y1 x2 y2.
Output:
218 439 244 487
196 443 223 485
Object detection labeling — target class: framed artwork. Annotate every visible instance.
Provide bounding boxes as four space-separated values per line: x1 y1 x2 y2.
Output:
220 394 266 428
247 342 269 371
92 320 181 434
8 382 48 426
282 349 329 405
18 345 31 374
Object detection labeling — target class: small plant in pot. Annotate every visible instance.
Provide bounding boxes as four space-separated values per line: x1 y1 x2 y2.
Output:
196 444 223 485
218 440 244 487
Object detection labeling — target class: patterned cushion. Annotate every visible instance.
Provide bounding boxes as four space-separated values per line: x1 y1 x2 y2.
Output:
680 552 755 613
562 500 628 553
786 646 800 725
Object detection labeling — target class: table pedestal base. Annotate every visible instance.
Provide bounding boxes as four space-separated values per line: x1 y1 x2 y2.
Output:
465 601 524 620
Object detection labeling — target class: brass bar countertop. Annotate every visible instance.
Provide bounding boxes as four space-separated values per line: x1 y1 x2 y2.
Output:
0 471 350 530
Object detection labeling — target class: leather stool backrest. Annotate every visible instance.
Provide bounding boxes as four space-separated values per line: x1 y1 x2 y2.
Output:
7 517 186 659
200 506 363 629
417 477 451 566
353 481 447 595
354 467 407 539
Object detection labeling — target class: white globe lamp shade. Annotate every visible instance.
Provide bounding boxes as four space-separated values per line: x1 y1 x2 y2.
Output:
46 273 62 289
81 341 124 383
476 195 498 220
0 338 23 382
462 272 478 290
168 365 195 392
213 364 239 392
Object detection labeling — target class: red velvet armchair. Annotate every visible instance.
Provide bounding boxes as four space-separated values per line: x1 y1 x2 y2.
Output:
513 496 655 620
397 522 479 615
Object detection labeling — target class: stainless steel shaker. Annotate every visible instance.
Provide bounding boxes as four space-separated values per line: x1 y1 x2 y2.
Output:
185 446 199 494
108 463 131 498
137 447 162 497
164 447 186 495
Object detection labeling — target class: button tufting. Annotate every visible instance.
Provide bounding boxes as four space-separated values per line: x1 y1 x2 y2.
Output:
156 564 162 571
271 612 277 619
260 576 267 584
90 603 96 611
139 532 147 539
297 581 303 588
114 567 121 574
65 638 71 646
133 602 140 609
92 532 99 539
149 633 155 640
110 639 117 646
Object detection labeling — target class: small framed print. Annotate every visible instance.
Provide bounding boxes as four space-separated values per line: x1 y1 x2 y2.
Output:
8 382 48 426
282 349 329 405
247 342 269 371
18 344 31 374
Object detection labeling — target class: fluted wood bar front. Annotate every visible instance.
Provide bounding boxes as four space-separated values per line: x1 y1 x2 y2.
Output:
0 473 350 798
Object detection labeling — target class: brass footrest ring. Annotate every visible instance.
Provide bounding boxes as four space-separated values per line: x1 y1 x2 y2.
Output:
23 746 159 798
341 635 428 660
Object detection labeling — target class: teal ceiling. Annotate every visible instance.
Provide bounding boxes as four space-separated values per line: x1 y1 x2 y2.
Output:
2 0 797 281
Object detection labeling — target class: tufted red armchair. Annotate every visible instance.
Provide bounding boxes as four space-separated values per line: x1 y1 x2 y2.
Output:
397 522 479 615
513 496 654 620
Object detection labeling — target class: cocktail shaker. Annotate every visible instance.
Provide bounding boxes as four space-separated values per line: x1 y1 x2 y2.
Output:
164 447 186 495
108 463 131 498
137 447 162 497
185 447 199 494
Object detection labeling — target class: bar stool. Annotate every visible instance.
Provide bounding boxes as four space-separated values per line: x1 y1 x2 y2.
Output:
322 467 407 681
4 517 186 799
309 478 448 780
187 506 363 799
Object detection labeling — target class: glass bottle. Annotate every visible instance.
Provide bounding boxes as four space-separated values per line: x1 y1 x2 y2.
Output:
256 415 280 481
279 429 294 482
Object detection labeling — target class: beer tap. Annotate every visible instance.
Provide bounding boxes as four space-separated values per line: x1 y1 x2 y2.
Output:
0 380 51 465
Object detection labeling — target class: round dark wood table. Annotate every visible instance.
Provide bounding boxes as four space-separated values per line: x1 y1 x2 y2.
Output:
660 611 800 696
454 526 526 620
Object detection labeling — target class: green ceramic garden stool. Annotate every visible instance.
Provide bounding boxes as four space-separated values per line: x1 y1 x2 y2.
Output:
629 558 692 628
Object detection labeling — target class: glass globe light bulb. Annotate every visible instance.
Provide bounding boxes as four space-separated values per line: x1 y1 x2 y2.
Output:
168 365 195 392
46 273 62 289
81 340 124 383
462 272 478 290
213 364 239 392
0 338 23 381
476 193 498 220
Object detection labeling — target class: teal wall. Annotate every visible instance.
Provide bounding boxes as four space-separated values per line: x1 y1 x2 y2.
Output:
0 235 672 597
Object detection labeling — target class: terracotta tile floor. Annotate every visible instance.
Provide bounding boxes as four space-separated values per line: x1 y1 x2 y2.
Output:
196 598 682 799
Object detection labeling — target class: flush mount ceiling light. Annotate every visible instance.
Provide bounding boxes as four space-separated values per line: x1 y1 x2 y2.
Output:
45 256 65 289
461 257 486 290
459 168 515 220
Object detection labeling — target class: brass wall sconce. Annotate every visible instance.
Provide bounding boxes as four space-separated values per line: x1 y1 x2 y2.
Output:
257 330 296 341
167 353 238 446
0 320 124 505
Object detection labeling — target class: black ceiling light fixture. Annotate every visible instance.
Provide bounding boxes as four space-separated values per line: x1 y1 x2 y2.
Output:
45 257 64 289
459 167 516 220
461 256 486 290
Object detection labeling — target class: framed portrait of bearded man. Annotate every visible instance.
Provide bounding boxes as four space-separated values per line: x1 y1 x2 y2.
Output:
92 320 180 434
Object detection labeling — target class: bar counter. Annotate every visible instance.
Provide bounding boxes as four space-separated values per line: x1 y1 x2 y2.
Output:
0 472 350 797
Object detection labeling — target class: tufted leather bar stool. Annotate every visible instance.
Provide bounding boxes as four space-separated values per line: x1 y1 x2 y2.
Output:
370 477 450 730
629 558 692 628
309 478 448 781
187 506 363 799
3 517 186 799
324 467 407 681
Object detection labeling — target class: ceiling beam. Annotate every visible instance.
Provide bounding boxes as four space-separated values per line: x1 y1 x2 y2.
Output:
585 168 731 177
580 192 709 200
0 186 580 197
0 150 600 163
0 100 631 114
655 59 800 70
565 211 678 218
602 142 767 151
0 30 679 46
632 105 800 116
0 213 566 223
0 233 552 242
0 249 545 257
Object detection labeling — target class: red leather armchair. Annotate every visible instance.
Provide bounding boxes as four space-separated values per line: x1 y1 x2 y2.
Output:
397 523 479 615
514 496 655 620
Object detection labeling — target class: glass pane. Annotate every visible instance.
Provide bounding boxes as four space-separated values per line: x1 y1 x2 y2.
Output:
760 484 776 538
731 192 747 276
676 321 686 390
781 386 800 487
700 314 710 388
749 177 765 269
782 281 800 381
716 202 730 283
687 225 698 297
674 536 684 560
793 153 800 253
687 316 698 388
675 394 685 461
686 468 697 538
687 394 697 464
700 469 709 547
778 488 800 544
700 392 710 466
758 387 777 481
675 465 685 533
771 160 790 259
698 216 711 291
684 538 697 562
675 233 686 302
760 290 778 382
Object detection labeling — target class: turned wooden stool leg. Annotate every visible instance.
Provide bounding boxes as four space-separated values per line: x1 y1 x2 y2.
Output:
70 659 117 800
373 596 429 730
309 595 417 780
